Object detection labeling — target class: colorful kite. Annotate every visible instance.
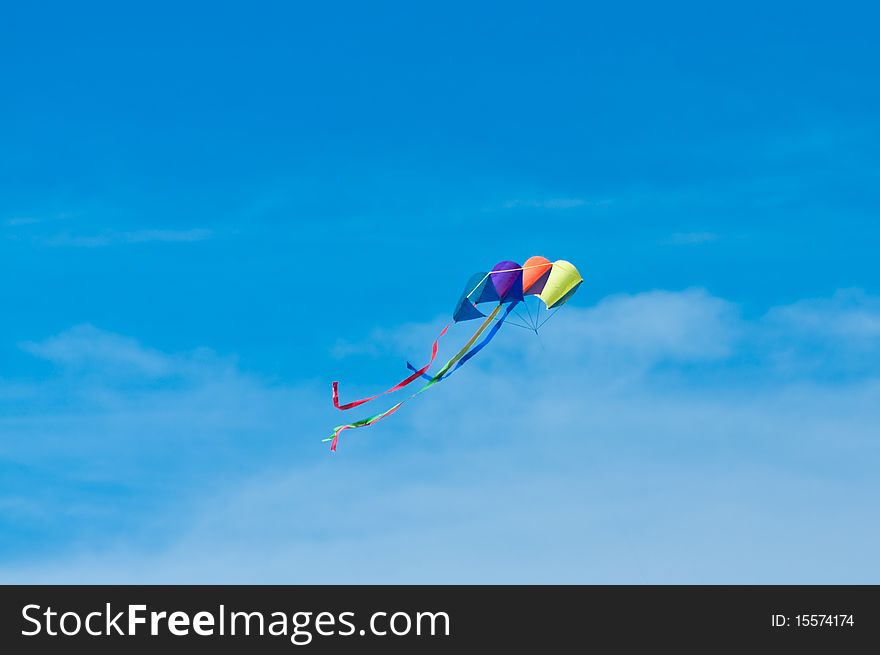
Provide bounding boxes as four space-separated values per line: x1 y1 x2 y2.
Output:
326 257 583 451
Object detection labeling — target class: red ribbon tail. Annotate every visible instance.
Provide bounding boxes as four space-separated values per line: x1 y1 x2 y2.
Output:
332 324 450 411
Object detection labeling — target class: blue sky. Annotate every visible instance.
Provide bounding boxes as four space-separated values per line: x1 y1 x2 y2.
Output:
1 1 879 582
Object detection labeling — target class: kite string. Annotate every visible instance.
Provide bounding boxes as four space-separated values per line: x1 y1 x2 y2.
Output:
536 306 561 329
522 298 536 330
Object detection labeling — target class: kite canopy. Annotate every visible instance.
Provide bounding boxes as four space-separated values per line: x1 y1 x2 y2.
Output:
452 258 583 323
522 255 553 295
489 260 524 302
453 272 493 322
328 256 583 451
537 259 583 309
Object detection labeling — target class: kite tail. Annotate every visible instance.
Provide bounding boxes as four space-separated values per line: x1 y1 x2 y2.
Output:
325 305 502 451
327 403 404 451
407 301 518 381
419 304 502 389
332 324 450 410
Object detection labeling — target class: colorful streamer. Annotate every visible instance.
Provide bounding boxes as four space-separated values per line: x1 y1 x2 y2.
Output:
333 324 450 410
326 257 583 451
406 301 519 381
327 305 501 451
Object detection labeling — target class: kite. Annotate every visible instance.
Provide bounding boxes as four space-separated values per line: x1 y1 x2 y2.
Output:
326 257 583 451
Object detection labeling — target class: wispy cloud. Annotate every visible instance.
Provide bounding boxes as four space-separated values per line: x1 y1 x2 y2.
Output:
4 216 42 227
2 325 319 572
758 289 880 377
501 198 591 210
664 232 719 245
765 289 880 340
332 289 740 370
21 325 174 377
43 228 212 247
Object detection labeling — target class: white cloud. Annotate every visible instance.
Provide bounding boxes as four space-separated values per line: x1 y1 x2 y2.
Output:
332 289 740 380
21 325 173 377
2 288 880 583
765 289 880 340
755 289 880 377
4 326 320 514
538 289 739 364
